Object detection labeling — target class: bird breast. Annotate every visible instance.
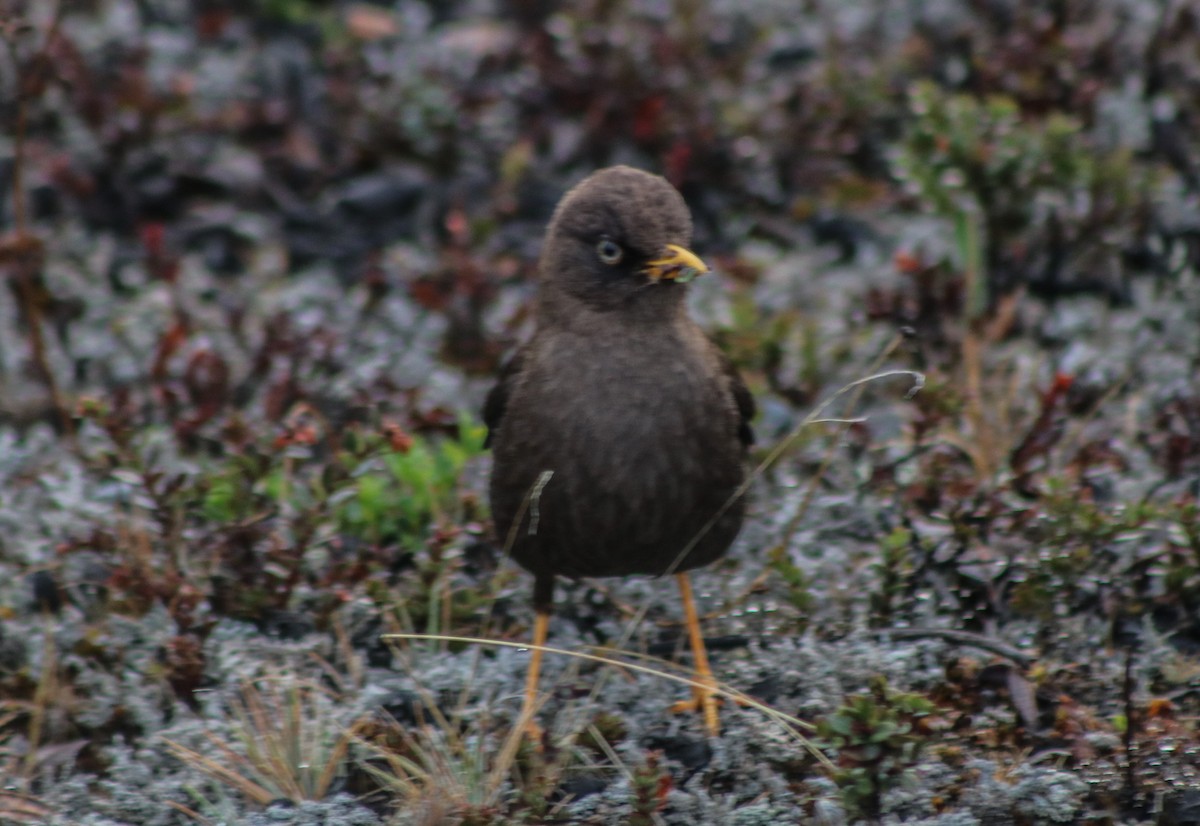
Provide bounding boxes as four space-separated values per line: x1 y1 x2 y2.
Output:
524 326 731 490
491 323 746 579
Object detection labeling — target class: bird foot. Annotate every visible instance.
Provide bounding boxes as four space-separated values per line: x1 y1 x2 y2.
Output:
668 695 724 713
669 690 722 736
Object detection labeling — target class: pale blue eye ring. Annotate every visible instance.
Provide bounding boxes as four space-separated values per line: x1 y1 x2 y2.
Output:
596 239 624 265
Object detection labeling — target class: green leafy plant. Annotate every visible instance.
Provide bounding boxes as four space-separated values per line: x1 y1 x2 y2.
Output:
870 527 915 626
895 80 1142 311
1164 496 1200 610
1010 478 1157 619
817 676 936 821
339 415 487 549
629 750 670 826
70 408 489 635
893 82 1147 480
766 546 813 631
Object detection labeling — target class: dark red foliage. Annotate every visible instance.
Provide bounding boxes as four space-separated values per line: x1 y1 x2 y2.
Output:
1153 396 1200 479
161 633 207 707
1009 372 1074 479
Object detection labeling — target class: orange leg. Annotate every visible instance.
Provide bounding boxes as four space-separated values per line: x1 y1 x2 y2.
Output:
519 609 550 744
677 572 720 735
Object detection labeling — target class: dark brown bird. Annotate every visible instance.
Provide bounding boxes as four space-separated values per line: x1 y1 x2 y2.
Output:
484 166 754 737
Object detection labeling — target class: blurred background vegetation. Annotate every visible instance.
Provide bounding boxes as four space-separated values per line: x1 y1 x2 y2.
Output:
2 1 1199 824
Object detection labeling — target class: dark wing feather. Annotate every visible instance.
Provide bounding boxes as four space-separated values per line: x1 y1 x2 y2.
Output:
482 348 526 449
718 348 756 447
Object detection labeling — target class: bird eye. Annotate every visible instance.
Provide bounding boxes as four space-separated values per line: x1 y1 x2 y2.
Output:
595 239 624 265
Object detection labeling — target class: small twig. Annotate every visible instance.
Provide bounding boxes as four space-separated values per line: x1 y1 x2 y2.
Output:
961 329 993 479
1122 647 1138 796
20 629 57 786
166 801 215 825
885 627 1036 668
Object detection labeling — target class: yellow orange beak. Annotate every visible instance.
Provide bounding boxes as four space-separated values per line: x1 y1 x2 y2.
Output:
642 244 709 283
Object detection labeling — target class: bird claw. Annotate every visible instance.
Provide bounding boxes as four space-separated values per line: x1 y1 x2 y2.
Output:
668 692 723 736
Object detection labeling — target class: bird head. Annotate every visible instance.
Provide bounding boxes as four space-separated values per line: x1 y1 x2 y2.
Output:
538 166 708 316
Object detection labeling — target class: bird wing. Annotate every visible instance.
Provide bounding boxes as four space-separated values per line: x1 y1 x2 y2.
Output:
721 348 756 448
482 346 526 449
